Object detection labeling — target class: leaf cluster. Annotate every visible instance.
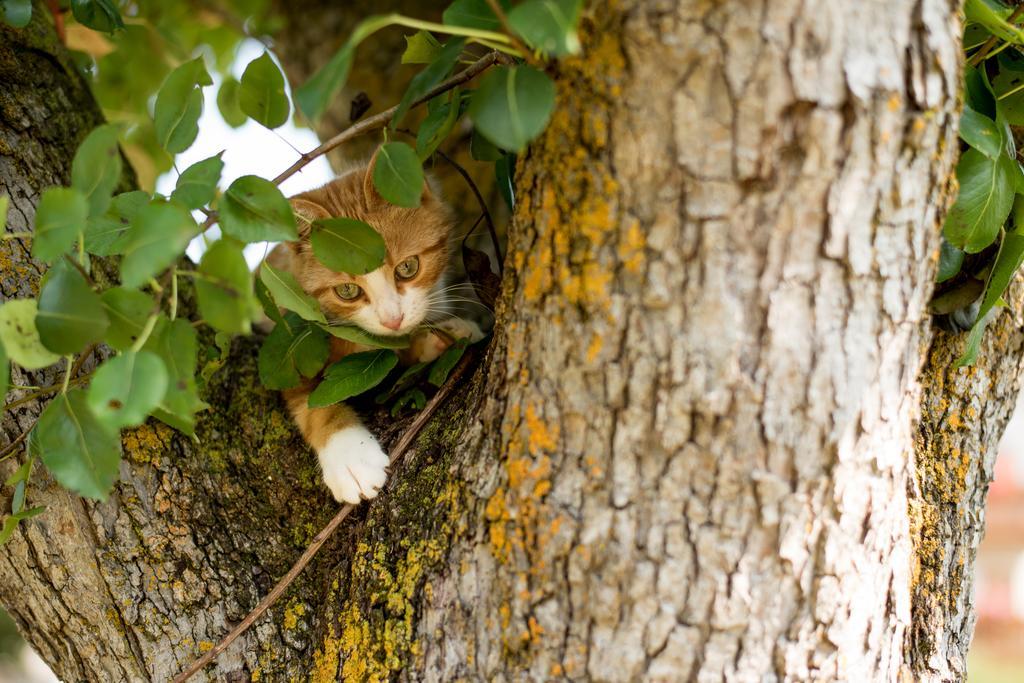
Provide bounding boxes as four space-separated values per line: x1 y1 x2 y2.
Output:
936 0 1024 364
0 0 578 528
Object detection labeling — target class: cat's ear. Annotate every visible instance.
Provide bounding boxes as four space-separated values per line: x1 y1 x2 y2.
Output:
290 197 330 242
362 146 433 209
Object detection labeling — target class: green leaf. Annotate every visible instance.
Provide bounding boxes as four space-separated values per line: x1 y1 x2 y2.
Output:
308 350 398 407
70 0 124 33
153 57 212 154
965 0 1024 46
322 324 411 349
295 43 355 123
495 153 516 210
995 71 1024 126
403 31 444 64
956 306 1000 367
100 287 154 351
36 265 109 355
443 0 504 30
508 0 582 56
936 240 965 283
36 390 122 500
71 124 123 217
172 153 224 209
220 175 297 242
196 239 254 334
0 336 8 400
0 300 60 369
6 458 32 514
943 149 1016 253
469 65 556 152
428 337 469 386
120 200 197 287
391 388 427 416
32 187 88 263
254 276 285 327
87 351 168 428
376 361 429 403
978 198 1024 322
391 39 465 130
310 217 387 274
295 14 393 122
217 78 248 128
259 263 326 323
1 0 31 28
0 194 7 228
470 128 502 161
84 190 148 256
142 317 207 435
5 459 30 488
0 507 45 546
239 52 290 129
417 97 461 160
258 314 330 390
960 105 1003 159
373 141 424 208
200 330 233 383
966 65 997 119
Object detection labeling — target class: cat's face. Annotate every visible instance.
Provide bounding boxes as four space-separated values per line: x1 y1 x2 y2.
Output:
286 158 453 337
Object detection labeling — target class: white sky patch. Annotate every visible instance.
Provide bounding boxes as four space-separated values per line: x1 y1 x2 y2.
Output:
154 39 333 269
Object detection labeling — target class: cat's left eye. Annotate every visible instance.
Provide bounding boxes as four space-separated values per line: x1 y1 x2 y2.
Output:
395 256 419 280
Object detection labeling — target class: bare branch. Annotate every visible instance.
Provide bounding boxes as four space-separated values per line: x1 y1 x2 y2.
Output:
171 351 478 682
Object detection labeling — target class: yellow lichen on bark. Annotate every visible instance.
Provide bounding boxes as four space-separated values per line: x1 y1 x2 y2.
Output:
907 310 1019 670
477 9 631 669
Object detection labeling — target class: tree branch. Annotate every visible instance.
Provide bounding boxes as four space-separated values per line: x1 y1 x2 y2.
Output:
484 0 539 67
967 4 1024 66
171 350 478 682
197 51 509 234
434 149 503 275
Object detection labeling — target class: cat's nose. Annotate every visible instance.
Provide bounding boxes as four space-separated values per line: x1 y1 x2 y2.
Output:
381 314 404 331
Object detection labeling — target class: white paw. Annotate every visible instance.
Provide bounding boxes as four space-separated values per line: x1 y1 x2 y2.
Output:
436 317 485 343
317 426 389 504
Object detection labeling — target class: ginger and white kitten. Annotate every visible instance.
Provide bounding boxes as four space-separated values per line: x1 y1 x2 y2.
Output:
266 152 483 504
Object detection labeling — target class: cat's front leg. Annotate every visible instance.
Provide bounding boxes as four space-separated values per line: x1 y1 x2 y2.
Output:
283 387 389 504
404 318 486 364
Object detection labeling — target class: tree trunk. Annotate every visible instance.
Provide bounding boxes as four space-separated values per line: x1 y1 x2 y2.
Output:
1 1 1019 682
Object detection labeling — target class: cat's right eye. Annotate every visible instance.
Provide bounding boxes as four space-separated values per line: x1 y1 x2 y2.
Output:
335 283 362 301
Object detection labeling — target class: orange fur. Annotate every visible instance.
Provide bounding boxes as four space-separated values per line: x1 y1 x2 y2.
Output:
270 151 457 466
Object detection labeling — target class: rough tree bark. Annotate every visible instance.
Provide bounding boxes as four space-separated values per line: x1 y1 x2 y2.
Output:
0 1 1018 682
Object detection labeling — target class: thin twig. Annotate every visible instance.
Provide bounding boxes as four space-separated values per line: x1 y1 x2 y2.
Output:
63 254 96 288
461 213 486 250
0 422 33 461
197 52 508 234
968 4 1024 66
3 344 96 414
434 149 503 275
171 352 477 683
484 0 538 66
2 377 88 413
273 52 508 187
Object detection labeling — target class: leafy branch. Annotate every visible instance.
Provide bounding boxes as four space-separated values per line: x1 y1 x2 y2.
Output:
0 0 580 526
934 0 1024 365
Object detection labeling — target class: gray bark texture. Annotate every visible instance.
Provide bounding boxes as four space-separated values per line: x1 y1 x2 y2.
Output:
0 1 1019 682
